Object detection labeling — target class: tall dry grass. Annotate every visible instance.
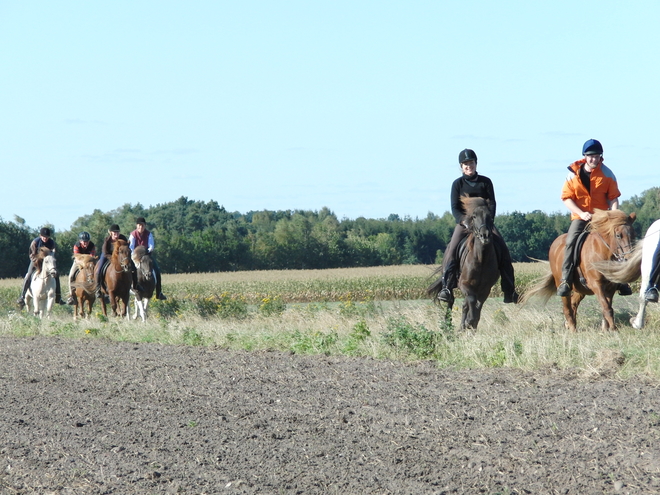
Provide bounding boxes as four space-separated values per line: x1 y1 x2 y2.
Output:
1 262 658 379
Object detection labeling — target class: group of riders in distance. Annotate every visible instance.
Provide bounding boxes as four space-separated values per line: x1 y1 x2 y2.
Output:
16 217 167 315
15 140 660 328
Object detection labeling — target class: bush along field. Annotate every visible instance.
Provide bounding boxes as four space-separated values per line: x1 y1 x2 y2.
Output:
1 263 659 378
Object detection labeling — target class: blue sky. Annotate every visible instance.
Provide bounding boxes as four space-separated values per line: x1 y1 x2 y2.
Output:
1 1 659 232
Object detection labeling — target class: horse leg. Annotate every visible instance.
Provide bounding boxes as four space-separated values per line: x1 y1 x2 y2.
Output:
632 298 647 329
107 291 119 317
467 295 484 329
122 295 130 319
132 296 140 320
460 294 479 330
593 290 616 331
561 294 579 332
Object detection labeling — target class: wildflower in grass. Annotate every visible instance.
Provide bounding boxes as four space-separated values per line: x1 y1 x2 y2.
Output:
258 295 286 317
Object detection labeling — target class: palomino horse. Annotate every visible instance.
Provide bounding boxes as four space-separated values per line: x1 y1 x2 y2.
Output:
71 254 97 319
131 246 155 321
428 197 500 329
25 247 57 318
101 239 132 318
522 209 636 332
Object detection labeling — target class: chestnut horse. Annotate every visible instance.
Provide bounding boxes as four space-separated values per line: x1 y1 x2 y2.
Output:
101 239 132 318
131 246 155 321
522 209 636 332
428 197 500 329
71 254 97 319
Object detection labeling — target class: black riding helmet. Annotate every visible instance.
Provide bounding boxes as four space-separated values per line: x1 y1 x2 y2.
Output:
458 149 477 164
78 231 91 242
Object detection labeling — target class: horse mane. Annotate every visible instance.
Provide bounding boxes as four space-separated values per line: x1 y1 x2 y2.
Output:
73 253 96 268
132 245 148 262
112 239 130 259
35 246 51 273
587 209 631 237
460 196 490 219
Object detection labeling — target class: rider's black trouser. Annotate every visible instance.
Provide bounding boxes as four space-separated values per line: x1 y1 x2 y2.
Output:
561 219 588 284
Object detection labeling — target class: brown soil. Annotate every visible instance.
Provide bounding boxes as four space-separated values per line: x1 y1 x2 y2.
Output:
1 336 659 494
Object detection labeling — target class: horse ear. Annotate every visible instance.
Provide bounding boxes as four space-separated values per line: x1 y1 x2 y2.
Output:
629 212 636 223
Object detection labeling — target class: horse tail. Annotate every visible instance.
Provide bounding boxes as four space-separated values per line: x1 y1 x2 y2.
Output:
519 271 556 306
591 241 643 284
426 265 444 299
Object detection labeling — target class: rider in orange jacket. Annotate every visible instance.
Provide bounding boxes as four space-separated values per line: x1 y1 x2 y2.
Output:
557 139 631 297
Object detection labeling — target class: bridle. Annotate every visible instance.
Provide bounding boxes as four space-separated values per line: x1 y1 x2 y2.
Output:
594 228 635 262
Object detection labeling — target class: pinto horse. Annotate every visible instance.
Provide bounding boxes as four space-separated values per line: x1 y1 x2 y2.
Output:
428 197 500 329
101 239 132 318
522 209 636 332
131 246 155 321
71 254 97 319
25 247 57 319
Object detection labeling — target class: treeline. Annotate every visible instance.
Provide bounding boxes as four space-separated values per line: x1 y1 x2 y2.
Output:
2 188 659 279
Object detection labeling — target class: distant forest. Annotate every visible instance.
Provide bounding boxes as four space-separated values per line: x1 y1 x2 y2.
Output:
2 188 659 279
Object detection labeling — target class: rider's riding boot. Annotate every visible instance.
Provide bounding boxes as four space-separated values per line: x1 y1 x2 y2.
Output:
645 286 659 303
503 292 519 304
557 279 572 297
157 293 167 300
437 267 455 304
438 287 453 304
618 283 633 296
55 294 67 305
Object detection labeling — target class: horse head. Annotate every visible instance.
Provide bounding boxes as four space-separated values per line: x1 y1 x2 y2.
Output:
589 209 637 262
41 254 57 278
461 197 493 245
74 254 97 285
113 239 132 273
131 245 153 281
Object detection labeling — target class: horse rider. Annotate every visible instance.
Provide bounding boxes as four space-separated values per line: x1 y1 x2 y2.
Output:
557 139 632 297
128 216 167 300
16 227 66 308
437 149 519 305
95 224 141 300
66 231 97 305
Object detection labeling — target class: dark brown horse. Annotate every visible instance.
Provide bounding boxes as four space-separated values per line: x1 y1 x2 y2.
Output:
428 197 500 329
71 254 97 320
102 239 132 318
131 246 155 321
521 209 636 332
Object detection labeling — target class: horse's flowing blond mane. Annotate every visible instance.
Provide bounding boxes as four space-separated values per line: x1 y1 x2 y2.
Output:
460 196 489 218
587 209 630 237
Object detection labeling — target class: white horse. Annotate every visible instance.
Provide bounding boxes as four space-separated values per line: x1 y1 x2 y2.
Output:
25 253 58 318
630 220 660 329
594 219 660 329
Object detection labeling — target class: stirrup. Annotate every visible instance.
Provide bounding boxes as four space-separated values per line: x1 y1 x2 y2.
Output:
645 287 659 303
438 288 454 303
557 281 571 297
